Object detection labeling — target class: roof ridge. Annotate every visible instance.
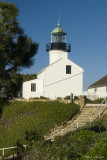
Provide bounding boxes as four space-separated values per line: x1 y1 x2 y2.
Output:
88 75 107 88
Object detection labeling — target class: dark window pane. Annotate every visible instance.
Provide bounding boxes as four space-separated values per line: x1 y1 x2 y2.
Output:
31 83 36 92
66 65 71 74
95 88 97 92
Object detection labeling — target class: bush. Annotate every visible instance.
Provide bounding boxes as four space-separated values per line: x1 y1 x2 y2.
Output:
86 98 104 104
64 96 70 100
40 96 49 99
57 97 62 100
30 96 49 100
74 96 79 100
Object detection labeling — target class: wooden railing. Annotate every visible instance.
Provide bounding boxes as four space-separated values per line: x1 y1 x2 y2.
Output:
0 145 27 159
46 98 107 140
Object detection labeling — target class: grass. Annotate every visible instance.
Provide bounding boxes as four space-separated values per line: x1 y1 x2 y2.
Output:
0 101 79 151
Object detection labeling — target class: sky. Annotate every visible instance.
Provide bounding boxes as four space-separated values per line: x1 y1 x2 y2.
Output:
6 0 107 90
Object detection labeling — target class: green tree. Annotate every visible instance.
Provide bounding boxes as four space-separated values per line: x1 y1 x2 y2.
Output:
21 74 37 82
0 1 38 99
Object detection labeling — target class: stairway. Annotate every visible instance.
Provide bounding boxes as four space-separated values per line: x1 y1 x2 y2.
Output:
45 103 107 141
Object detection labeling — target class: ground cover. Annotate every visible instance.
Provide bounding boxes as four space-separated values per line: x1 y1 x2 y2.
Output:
21 114 107 160
0 101 79 156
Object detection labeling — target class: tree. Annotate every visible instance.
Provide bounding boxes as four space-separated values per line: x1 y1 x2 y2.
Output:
0 1 38 99
21 74 37 82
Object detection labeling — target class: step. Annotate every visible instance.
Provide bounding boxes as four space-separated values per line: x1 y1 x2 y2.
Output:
81 110 95 113
85 104 106 107
71 123 85 127
76 115 98 121
62 127 75 133
77 113 98 118
62 128 77 135
82 108 106 111
81 110 104 114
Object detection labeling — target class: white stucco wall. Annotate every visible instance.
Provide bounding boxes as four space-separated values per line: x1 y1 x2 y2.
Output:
42 58 84 99
22 79 44 99
49 50 68 64
44 58 83 86
44 73 83 99
88 86 107 99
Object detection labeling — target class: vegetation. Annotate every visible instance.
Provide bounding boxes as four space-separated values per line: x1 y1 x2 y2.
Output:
0 1 38 100
0 101 107 159
21 74 37 82
30 96 50 100
86 98 104 104
19 114 107 160
0 101 79 156
64 96 70 100
57 97 62 100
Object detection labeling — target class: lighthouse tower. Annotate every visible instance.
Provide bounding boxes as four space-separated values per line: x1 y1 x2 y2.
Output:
46 24 71 64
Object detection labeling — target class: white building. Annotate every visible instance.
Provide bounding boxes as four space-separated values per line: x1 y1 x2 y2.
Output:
22 24 84 99
87 75 107 100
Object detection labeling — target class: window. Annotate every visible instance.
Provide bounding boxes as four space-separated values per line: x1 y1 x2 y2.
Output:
95 88 97 92
66 65 71 74
31 83 36 92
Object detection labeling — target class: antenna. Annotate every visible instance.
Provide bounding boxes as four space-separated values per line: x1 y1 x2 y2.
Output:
58 12 60 24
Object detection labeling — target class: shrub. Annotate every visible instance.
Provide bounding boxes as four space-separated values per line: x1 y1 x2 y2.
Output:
40 96 49 99
74 96 79 100
57 97 62 100
64 96 70 100
86 98 104 104
20 115 107 160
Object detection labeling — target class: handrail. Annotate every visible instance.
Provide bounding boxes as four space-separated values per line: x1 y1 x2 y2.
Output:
75 98 106 123
46 98 107 140
0 145 27 158
46 111 92 140
90 98 105 116
71 98 106 124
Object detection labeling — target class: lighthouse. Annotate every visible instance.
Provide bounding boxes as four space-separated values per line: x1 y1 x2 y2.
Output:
23 23 84 99
46 24 71 64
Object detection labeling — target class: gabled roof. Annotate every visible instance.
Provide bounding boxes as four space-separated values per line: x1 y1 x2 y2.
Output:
88 75 107 88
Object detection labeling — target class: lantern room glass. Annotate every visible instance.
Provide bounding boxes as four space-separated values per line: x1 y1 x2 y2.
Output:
51 34 66 43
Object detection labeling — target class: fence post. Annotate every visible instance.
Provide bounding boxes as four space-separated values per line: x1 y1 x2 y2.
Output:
105 97 107 105
99 109 100 118
90 115 92 122
77 121 78 128
99 105 101 118
2 148 4 160
70 93 73 103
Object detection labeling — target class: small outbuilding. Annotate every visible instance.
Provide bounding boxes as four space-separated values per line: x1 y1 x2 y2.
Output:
88 75 107 99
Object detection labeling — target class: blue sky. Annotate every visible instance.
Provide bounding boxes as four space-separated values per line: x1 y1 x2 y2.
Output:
6 0 107 90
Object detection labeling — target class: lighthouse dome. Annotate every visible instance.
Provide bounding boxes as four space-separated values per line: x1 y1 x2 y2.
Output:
51 24 67 35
